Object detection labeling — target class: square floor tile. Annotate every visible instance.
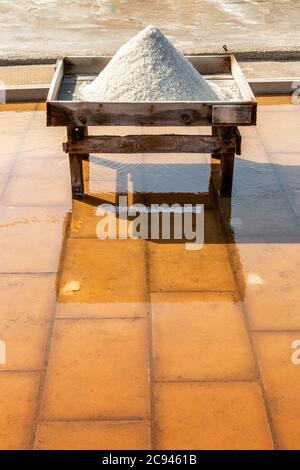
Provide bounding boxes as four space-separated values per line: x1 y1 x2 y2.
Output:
0 206 68 273
0 373 39 450
0 274 56 370
238 244 300 330
155 382 273 450
254 332 300 449
149 242 235 292
41 319 150 420
1 158 71 207
257 109 300 153
152 292 255 381
57 238 147 317
35 420 150 450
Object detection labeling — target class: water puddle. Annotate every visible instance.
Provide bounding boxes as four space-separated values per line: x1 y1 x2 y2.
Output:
0 99 300 449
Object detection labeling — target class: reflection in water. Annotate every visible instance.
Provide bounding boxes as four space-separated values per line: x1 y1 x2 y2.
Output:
1 102 300 449
1 0 300 54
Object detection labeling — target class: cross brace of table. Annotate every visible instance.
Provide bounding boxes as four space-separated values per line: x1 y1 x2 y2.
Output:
63 125 241 199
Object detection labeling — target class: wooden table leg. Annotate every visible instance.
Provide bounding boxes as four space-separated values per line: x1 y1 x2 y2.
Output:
69 153 84 199
82 127 89 161
218 126 238 197
211 126 221 160
67 126 87 198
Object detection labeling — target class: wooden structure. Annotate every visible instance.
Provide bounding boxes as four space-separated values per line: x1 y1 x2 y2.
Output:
47 54 257 198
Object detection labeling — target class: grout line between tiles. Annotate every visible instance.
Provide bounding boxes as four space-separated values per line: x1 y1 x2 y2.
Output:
150 289 236 294
38 417 148 424
28 304 58 449
216 200 280 450
144 239 157 451
252 329 300 334
156 378 257 384
55 316 146 320
0 369 40 374
0 271 58 275
28 212 72 449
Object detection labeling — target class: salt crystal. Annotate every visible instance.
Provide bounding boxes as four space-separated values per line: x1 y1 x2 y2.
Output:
78 25 219 102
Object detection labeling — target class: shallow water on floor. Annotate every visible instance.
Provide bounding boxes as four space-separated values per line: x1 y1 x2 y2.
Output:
1 1 300 55
0 99 300 449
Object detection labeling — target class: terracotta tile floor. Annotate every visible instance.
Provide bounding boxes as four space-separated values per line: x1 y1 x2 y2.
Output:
0 100 300 449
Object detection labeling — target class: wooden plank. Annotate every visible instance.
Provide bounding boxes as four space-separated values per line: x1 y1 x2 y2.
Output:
2 83 48 103
220 151 235 197
68 154 84 198
212 104 254 125
217 126 237 197
249 78 299 96
47 58 64 101
58 75 241 102
47 101 213 126
188 55 232 75
63 55 232 76
230 54 256 102
64 56 110 74
64 134 220 154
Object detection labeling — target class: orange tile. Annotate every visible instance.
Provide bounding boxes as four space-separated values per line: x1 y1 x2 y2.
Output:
57 238 146 318
0 274 56 370
35 420 150 450
2 158 71 207
256 96 293 106
41 319 149 420
148 209 233 294
0 103 38 112
254 332 300 450
155 382 273 450
237 244 300 330
69 196 135 238
0 206 68 273
152 292 255 381
0 373 39 450
257 108 300 153
149 241 235 292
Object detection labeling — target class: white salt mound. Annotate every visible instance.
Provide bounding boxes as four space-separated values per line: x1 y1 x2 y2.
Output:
78 25 219 102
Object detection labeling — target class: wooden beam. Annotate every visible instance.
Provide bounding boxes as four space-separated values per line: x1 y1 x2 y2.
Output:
68 154 84 199
48 101 214 127
212 104 255 124
63 55 232 75
64 134 221 154
47 58 64 101
217 126 237 197
230 54 256 102
47 101 257 127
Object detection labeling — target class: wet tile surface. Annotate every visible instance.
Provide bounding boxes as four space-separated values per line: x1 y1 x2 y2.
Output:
0 101 300 449
57 238 147 318
239 244 300 330
149 242 235 292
